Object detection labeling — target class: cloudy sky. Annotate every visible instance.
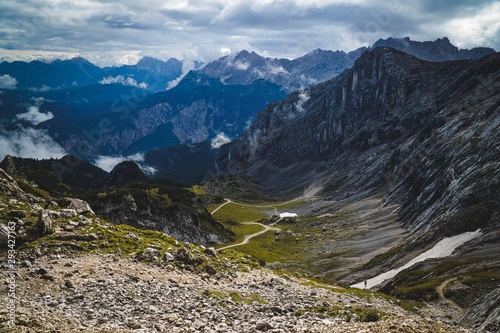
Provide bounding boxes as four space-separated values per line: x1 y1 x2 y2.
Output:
0 0 498 66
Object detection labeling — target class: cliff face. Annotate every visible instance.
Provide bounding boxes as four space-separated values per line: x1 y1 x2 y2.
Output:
86 191 226 244
217 47 500 241
51 78 286 157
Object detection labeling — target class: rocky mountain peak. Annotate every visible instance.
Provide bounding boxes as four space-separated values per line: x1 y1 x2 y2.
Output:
99 161 148 189
371 36 495 61
0 155 16 174
136 56 181 70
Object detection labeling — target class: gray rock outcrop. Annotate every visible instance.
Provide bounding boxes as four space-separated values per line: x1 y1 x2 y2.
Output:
37 209 54 235
68 198 95 216
463 287 500 332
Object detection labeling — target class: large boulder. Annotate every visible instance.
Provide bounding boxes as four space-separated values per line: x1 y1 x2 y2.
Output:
68 198 95 216
37 209 54 235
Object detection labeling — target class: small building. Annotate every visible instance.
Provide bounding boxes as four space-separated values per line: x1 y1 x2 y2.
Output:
279 212 298 218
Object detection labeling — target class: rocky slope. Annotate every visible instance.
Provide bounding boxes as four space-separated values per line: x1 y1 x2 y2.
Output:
0 252 472 333
0 168 471 332
463 287 500 332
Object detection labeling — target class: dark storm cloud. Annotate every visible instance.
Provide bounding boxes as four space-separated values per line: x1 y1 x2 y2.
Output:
417 0 495 14
0 0 497 66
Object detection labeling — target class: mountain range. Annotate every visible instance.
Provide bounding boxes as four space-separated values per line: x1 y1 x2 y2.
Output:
2 37 495 180
0 55 192 92
195 36 495 92
1 36 499 332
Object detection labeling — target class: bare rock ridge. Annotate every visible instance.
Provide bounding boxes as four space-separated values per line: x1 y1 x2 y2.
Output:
197 37 494 92
372 36 495 62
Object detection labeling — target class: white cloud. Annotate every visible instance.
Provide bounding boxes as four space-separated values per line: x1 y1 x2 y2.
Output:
167 60 196 90
16 106 54 125
0 0 497 67
94 152 157 175
440 2 500 49
219 47 232 56
0 74 18 89
0 126 66 160
140 165 159 176
94 156 125 172
233 60 250 70
99 75 148 89
211 132 232 149
295 90 310 112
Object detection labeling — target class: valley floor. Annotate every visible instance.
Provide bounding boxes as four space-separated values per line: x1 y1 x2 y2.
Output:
0 253 470 333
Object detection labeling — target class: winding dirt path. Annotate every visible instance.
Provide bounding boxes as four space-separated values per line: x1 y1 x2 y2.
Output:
210 199 233 215
211 198 294 252
216 222 280 252
437 278 463 312
210 197 308 214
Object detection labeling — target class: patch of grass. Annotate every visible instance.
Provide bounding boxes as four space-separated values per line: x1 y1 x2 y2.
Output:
361 244 406 269
294 304 385 323
217 221 265 245
16 179 50 198
459 271 500 287
353 308 384 322
399 300 425 314
211 202 267 221
391 277 447 301
233 228 304 265
190 185 207 195
229 292 267 304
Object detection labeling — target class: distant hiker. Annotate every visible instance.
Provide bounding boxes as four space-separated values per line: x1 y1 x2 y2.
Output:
364 280 367 289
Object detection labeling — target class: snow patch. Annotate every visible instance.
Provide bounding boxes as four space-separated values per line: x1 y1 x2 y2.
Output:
211 132 232 149
352 229 482 289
